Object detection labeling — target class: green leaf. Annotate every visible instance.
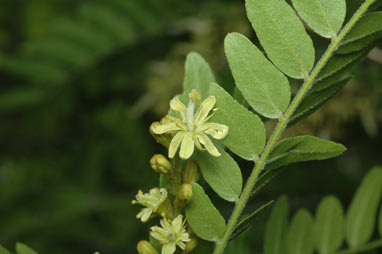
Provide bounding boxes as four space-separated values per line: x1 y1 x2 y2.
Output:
338 32 382 54
264 196 289 254
0 246 12 254
209 83 266 160
195 148 242 202
342 12 382 45
316 50 366 82
314 196 344 254
185 183 227 242
289 78 351 126
246 0 315 78
183 52 216 100
345 166 382 247
231 200 274 240
291 0 346 38
286 210 314 254
267 136 346 170
224 33 290 118
15 243 38 254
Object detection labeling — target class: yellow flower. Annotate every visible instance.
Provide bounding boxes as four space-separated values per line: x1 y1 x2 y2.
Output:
132 188 168 222
151 89 229 160
150 215 190 254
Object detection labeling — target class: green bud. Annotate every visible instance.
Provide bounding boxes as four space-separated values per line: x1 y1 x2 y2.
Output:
182 160 200 184
184 236 198 253
178 183 193 204
150 154 172 174
137 240 158 254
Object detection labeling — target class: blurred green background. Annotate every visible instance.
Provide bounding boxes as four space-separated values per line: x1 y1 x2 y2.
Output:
0 0 381 253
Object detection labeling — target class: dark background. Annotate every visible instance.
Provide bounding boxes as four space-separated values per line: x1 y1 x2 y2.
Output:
0 0 381 253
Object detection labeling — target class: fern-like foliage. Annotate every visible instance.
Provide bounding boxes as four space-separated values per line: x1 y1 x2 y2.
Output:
264 166 382 254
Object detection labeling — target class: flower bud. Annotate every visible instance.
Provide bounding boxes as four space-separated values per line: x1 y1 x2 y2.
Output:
182 160 200 183
184 236 198 253
137 240 158 254
178 183 193 204
150 154 172 174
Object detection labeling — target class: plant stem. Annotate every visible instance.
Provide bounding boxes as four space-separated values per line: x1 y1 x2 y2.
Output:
335 240 382 254
213 1 375 253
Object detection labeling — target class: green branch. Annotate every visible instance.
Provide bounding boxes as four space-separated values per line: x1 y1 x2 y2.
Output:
213 0 376 253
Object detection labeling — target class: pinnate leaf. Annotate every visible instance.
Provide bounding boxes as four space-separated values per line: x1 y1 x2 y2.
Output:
286 210 314 254
224 32 290 118
314 196 344 254
183 52 215 100
195 148 242 202
246 0 315 78
210 83 266 160
265 196 289 254
267 136 346 170
345 167 382 247
185 183 226 242
292 0 346 38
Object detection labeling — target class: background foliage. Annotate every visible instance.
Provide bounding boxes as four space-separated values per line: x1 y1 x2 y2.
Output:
0 0 381 253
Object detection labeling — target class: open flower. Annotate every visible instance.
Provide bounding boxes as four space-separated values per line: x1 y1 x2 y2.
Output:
150 215 190 254
151 89 229 160
132 188 168 222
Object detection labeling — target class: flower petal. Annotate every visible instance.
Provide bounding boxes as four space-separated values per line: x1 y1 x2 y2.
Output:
179 132 195 160
194 96 216 125
152 122 182 135
137 208 153 222
150 226 168 242
168 131 186 158
170 97 187 113
203 122 229 139
197 133 221 157
177 241 186 250
162 242 176 254
171 215 183 234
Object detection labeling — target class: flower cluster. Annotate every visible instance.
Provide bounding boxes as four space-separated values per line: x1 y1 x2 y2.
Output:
134 89 228 254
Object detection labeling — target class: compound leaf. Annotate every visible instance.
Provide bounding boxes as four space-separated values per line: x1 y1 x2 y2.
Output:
267 136 346 170
292 0 346 38
315 196 344 254
346 167 382 247
185 183 226 242
246 0 315 78
210 83 266 160
224 32 290 118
